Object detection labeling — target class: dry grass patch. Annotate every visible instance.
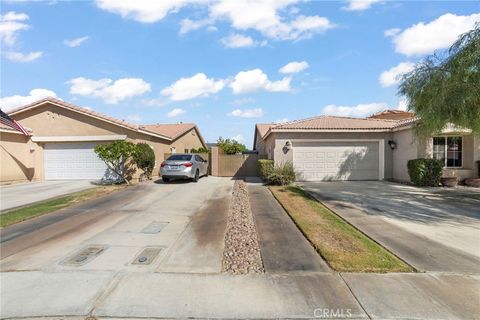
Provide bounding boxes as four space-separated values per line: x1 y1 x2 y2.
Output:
270 185 413 273
0 185 125 228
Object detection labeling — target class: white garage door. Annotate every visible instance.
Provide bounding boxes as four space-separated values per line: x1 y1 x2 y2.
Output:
294 141 380 181
44 143 108 180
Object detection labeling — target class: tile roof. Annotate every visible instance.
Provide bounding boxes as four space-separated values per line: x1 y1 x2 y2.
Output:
7 97 139 130
369 109 415 120
255 123 275 138
257 111 420 140
139 123 197 140
5 97 205 145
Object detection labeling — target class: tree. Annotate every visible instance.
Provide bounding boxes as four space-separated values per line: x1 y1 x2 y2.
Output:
190 147 209 153
216 137 247 154
399 23 480 137
133 143 155 180
94 141 138 185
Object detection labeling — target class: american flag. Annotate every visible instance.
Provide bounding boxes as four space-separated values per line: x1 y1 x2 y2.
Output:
0 109 31 136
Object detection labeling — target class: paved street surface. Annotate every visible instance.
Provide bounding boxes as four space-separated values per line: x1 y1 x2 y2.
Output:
1 177 479 319
0 180 95 212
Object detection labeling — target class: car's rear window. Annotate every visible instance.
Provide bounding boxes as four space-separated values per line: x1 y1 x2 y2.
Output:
167 155 192 161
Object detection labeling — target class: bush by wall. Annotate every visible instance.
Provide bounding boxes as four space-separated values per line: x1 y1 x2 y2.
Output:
407 158 443 186
266 162 296 186
133 143 155 180
258 159 274 180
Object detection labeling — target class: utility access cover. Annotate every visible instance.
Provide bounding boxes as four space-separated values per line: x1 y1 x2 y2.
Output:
61 246 106 266
132 247 163 265
141 221 169 234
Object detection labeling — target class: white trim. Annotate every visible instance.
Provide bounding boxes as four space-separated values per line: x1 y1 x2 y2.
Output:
0 128 24 135
290 139 385 180
433 135 463 169
32 135 127 142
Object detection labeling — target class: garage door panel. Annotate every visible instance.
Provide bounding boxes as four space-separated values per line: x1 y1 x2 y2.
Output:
294 141 380 181
44 143 109 180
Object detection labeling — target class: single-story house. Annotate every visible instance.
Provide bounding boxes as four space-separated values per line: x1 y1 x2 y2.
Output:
254 110 479 182
1 97 206 184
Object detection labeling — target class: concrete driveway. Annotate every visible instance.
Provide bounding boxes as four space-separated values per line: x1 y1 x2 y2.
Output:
300 181 480 272
0 180 95 212
1 177 479 319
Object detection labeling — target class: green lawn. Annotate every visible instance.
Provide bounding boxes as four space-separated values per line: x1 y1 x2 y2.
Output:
0 185 124 228
269 185 413 273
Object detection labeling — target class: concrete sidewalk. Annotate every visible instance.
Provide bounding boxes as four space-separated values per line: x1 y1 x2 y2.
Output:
0 180 95 212
248 183 330 273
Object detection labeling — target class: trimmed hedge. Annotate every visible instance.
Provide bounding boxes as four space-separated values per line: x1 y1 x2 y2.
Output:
267 162 296 186
258 159 274 180
407 158 443 187
133 143 155 180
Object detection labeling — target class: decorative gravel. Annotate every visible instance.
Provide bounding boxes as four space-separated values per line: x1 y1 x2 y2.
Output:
222 180 265 274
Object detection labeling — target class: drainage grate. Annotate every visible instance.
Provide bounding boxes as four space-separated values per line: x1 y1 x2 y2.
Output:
141 221 169 234
62 246 106 266
132 247 163 265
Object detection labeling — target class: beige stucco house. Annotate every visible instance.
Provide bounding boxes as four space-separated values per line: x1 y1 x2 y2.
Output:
1 97 206 184
254 110 479 182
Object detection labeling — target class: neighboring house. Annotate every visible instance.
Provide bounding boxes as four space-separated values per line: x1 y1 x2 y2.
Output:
0 97 206 184
254 110 479 182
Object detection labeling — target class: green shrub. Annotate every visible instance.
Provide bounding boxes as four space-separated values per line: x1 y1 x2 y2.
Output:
258 159 274 180
407 158 443 186
133 143 155 180
216 137 247 154
267 162 296 186
190 147 210 153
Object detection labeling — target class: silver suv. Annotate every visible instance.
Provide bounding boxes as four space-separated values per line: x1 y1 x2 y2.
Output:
160 154 208 183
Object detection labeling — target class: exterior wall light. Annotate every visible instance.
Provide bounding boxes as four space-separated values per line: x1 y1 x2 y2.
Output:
388 140 397 150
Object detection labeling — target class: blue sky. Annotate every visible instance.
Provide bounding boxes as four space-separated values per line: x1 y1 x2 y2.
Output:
1 1 479 147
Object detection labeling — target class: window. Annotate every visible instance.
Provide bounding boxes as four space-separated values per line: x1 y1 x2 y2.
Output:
185 149 189 153
167 154 193 161
433 136 462 167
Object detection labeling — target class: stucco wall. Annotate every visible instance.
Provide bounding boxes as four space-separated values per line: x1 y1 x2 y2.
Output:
270 131 394 179
392 129 419 182
0 132 40 184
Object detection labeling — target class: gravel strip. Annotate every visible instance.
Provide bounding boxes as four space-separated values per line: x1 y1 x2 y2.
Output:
222 180 265 274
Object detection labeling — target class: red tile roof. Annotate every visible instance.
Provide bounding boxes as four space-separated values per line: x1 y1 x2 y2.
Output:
139 123 197 140
5 97 205 144
257 111 420 140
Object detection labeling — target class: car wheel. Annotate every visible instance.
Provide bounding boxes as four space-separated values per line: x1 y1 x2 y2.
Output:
193 170 199 182
162 177 169 183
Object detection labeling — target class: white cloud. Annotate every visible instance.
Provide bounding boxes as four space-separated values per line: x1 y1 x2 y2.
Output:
126 114 142 123
142 98 168 107
94 0 199 23
209 1 335 40
397 96 408 111
384 28 400 37
0 88 57 112
220 33 266 48
0 11 29 46
4 51 42 62
275 117 289 123
161 73 226 101
68 77 151 104
228 108 264 118
231 134 246 143
343 0 382 11
64 36 89 47
179 18 212 34
167 108 186 118
379 61 415 87
323 102 387 117
230 69 291 94
386 13 480 56
95 0 335 41
279 60 309 74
